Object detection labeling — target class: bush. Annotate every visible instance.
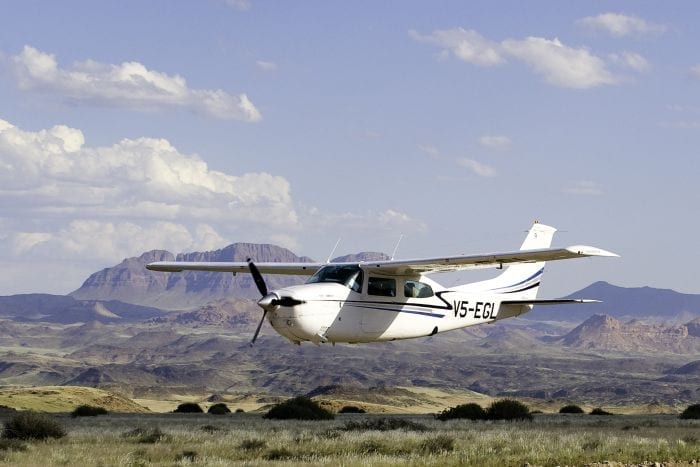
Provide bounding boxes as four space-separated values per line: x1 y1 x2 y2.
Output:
590 407 614 416
559 404 584 414
235 408 245 413
487 399 532 421
175 450 197 462
342 417 428 432
338 405 366 414
2 411 66 440
436 403 487 421
122 427 168 443
680 404 700 419
263 396 334 420
173 402 203 413
0 438 27 452
71 405 109 417
264 448 294 460
419 434 455 454
207 403 231 415
239 438 267 451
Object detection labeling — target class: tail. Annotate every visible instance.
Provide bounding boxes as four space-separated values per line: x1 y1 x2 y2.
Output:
456 222 556 299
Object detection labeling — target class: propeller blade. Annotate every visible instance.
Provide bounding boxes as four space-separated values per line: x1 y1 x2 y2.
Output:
246 258 268 297
250 310 267 346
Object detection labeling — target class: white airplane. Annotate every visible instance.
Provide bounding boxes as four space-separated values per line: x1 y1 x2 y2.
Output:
146 222 617 346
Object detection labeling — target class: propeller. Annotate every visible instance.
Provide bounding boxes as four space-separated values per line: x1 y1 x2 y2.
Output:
247 258 303 346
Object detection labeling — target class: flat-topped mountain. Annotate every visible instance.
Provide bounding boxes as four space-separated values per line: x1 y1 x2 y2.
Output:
70 244 315 309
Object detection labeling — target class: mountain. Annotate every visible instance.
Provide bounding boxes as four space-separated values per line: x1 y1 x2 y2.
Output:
70 244 315 309
0 294 163 324
526 281 700 322
557 314 700 353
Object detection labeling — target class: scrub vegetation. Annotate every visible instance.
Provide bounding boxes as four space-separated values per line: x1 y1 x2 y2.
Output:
0 412 699 465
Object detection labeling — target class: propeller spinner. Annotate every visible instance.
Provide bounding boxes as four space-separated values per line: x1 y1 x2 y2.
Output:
246 258 303 346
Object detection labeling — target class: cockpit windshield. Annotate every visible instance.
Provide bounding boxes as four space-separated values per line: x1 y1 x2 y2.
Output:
306 265 363 293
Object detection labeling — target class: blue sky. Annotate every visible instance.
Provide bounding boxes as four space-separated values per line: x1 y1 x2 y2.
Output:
1 1 698 297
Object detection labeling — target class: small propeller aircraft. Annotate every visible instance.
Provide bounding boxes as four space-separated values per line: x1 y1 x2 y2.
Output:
146 222 617 346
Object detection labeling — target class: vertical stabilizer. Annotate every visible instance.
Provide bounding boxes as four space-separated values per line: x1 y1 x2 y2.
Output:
455 222 556 299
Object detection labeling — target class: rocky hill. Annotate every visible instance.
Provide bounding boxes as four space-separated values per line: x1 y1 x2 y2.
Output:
527 281 700 322
70 244 315 309
558 314 700 353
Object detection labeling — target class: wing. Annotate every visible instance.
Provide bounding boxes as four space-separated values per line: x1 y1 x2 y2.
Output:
358 245 618 276
145 261 325 275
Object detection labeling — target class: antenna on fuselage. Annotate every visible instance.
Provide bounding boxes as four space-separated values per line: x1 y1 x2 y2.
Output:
390 234 404 261
326 237 342 263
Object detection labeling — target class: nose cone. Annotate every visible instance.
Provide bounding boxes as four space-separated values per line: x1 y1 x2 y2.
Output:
257 292 280 311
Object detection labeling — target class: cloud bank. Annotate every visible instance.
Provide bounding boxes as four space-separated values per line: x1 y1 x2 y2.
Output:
411 27 649 89
10 46 261 121
577 13 666 37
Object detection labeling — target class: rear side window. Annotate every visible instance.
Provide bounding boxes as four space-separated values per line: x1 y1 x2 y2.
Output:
404 281 434 298
367 277 396 297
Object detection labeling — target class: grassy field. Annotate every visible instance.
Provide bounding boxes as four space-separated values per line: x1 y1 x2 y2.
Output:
1 412 699 466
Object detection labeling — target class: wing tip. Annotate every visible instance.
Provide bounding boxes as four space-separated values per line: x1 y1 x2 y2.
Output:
566 245 620 258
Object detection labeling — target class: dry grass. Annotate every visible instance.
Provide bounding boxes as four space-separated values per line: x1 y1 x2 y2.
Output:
0 413 699 466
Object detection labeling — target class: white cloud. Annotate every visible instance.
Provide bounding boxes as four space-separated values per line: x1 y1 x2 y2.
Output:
690 65 700 80
410 28 504 66
456 158 496 177
577 13 666 37
413 28 619 89
10 46 261 122
417 144 440 159
563 180 604 196
225 0 251 11
501 37 618 89
0 118 297 265
478 135 511 149
256 60 278 72
609 51 650 73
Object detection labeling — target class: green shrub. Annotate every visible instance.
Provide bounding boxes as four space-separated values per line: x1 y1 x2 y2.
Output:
264 447 294 460
71 404 109 417
235 408 245 413
263 396 334 420
338 405 366 414
0 438 27 452
175 450 197 462
680 404 700 419
2 411 66 440
487 399 532 421
207 403 231 415
436 403 487 421
173 402 203 413
342 417 428 431
122 427 168 443
590 407 614 416
239 438 267 451
419 434 455 454
559 404 584 414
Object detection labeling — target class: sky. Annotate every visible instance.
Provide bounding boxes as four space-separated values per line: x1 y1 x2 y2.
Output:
1 1 699 297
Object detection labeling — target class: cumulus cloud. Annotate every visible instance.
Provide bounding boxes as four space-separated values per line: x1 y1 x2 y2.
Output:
410 28 504 66
225 0 251 11
577 13 666 37
608 51 650 73
0 118 296 264
413 28 619 89
456 158 496 177
501 37 618 89
478 135 511 149
9 46 261 121
256 60 278 72
563 180 604 196
690 65 700 80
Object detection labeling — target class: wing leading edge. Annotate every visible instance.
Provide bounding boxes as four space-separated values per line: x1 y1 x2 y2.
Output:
146 244 617 276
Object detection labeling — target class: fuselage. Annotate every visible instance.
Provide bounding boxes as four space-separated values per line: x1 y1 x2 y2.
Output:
265 265 526 345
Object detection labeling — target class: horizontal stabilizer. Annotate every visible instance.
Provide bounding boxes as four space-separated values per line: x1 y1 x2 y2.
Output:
501 299 600 306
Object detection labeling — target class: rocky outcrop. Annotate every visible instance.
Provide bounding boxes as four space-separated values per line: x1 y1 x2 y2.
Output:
70 244 315 309
559 314 698 353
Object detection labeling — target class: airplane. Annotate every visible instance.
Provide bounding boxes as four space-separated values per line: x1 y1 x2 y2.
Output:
146 222 617 346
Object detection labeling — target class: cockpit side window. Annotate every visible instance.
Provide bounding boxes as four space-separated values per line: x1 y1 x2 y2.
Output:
403 280 434 298
367 277 396 297
306 265 363 293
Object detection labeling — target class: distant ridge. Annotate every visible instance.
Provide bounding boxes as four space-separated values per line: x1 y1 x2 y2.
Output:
526 281 700 322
